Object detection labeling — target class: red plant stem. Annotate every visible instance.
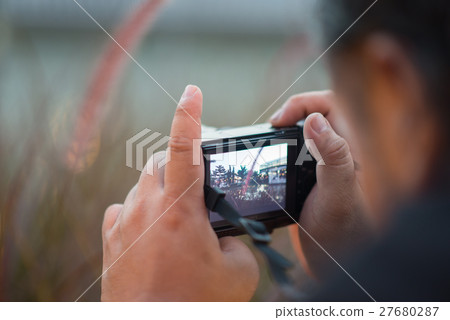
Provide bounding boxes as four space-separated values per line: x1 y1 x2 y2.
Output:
242 147 263 195
69 0 167 165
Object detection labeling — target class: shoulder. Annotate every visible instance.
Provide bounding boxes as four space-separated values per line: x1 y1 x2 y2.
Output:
313 197 450 301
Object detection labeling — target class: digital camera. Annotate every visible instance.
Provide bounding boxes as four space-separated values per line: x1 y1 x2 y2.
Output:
202 123 316 237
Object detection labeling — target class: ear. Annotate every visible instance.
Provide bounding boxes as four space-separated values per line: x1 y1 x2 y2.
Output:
361 33 425 127
358 34 440 199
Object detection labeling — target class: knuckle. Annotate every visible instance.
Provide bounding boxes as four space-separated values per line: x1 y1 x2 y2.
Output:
102 204 121 233
287 94 303 107
168 135 192 154
152 150 166 160
323 89 335 100
103 223 118 241
129 198 148 217
158 194 202 230
105 203 120 216
103 219 120 245
144 151 166 173
160 197 184 228
162 211 183 230
120 200 148 229
323 135 351 166
148 150 166 164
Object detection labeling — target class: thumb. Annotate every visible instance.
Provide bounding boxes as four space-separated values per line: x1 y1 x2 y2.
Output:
303 113 355 195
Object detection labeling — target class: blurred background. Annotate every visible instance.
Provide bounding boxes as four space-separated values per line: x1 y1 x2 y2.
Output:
0 0 329 301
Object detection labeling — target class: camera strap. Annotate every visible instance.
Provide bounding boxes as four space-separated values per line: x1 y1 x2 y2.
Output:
204 185 304 300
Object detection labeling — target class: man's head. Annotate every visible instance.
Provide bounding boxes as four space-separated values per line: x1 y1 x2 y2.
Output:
322 0 450 217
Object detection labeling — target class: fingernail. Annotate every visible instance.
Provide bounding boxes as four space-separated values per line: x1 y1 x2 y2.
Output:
270 109 283 122
181 85 197 101
310 113 329 134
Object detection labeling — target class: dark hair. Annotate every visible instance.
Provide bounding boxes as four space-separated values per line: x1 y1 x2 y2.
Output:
321 0 450 119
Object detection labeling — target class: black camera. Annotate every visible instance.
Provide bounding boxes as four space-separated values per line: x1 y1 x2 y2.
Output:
202 123 316 237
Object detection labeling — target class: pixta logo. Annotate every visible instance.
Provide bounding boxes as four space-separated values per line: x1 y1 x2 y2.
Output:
126 130 324 176
126 129 170 174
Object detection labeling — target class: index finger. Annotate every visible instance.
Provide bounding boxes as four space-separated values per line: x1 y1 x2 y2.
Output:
270 90 335 126
164 85 204 196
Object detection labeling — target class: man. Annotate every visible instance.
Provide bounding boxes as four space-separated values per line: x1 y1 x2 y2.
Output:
101 0 450 301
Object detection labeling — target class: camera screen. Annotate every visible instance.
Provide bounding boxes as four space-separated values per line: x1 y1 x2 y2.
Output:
209 143 288 222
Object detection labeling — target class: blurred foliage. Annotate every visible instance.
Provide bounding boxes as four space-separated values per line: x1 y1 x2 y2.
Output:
0 81 136 301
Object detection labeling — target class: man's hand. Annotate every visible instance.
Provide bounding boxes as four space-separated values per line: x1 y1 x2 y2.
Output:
271 91 374 280
101 85 259 301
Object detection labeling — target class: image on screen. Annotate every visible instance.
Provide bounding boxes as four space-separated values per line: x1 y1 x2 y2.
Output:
209 143 287 222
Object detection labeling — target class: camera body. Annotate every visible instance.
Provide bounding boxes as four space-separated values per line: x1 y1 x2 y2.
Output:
202 123 316 237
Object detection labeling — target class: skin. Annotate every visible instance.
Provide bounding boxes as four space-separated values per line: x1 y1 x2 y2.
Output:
101 85 258 301
102 33 443 300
